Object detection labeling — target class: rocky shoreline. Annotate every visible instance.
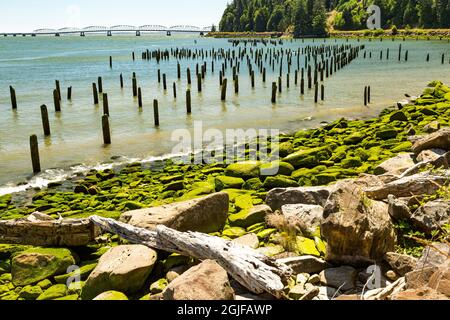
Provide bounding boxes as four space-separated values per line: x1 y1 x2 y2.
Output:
0 81 449 301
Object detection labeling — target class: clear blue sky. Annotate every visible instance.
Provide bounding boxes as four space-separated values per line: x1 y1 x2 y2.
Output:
0 0 230 32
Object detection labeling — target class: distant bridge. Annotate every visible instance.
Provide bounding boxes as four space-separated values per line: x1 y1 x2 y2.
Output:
1 25 213 37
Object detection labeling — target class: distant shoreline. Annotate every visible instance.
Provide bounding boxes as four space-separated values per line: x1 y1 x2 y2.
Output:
207 29 450 39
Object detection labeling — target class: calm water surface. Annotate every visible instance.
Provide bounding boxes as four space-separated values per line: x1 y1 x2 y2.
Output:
0 34 449 194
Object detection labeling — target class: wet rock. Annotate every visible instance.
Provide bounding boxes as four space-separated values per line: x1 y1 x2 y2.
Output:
265 186 332 211
322 180 396 264
384 252 418 276
225 161 260 180
374 153 415 176
276 256 331 275
411 128 450 154
81 245 157 300
120 192 229 233
417 149 447 162
162 260 235 300
423 121 441 133
319 266 357 292
11 248 76 286
411 200 450 234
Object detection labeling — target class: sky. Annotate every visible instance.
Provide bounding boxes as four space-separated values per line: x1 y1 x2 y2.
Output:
0 0 230 32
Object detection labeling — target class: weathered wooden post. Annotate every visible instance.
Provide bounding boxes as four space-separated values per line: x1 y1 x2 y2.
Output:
427 53 430 62
109 56 112 68
314 83 318 103
93 83 99 104
187 68 192 85
271 82 277 103
262 68 266 82
442 54 445 64
102 115 111 145
103 93 109 116
278 77 282 93
120 73 124 88
53 89 61 112
321 84 325 101
398 44 402 61
98 77 103 93
163 74 167 91
173 82 177 99
251 71 255 88
10 86 17 109
287 73 290 89
234 75 239 94
405 50 408 61
55 80 61 101
132 52 135 61
177 63 181 79
132 76 137 97
364 86 368 106
138 88 143 108
186 89 192 114
67 87 72 100
40 105 51 136
158 69 161 83
30 135 41 174
197 73 202 92
368 86 371 104
153 99 160 127
221 78 227 101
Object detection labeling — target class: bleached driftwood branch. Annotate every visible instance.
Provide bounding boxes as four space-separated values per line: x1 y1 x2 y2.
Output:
90 215 292 299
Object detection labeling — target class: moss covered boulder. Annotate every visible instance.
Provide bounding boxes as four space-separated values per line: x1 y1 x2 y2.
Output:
93 291 128 300
225 161 260 180
283 147 331 168
263 176 299 189
37 284 68 300
215 176 245 191
19 285 43 300
228 205 272 228
11 248 76 286
260 161 295 176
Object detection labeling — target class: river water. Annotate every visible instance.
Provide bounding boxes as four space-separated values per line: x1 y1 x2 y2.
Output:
0 34 449 194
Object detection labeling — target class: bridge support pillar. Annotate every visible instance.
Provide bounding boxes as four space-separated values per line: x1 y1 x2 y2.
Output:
136 31 141 37
55 33 60 37
200 31 204 36
107 31 112 37
80 32 85 37
167 31 171 36
32 34 36 37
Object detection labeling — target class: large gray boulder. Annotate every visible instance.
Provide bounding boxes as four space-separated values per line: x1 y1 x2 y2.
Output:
411 200 450 234
281 204 324 233
411 128 450 154
374 153 415 176
162 260 235 300
81 245 157 300
265 186 332 211
120 192 229 233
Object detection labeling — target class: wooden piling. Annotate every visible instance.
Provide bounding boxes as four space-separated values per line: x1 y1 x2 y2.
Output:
93 83 99 104
364 87 368 106
368 86 371 104
109 56 112 68
53 89 61 112
138 88 142 108
30 135 41 174
55 80 61 101
271 82 277 103
120 73 124 88
251 71 255 88
314 84 318 103
132 76 137 97
158 70 161 83
102 115 111 145
234 75 239 94
187 68 191 85
173 82 177 99
221 78 227 101
67 87 72 100
177 63 181 79
321 85 325 101
98 77 103 93
40 105 51 136
163 74 167 91
10 86 17 109
197 74 202 92
103 93 109 116
153 99 160 127
186 89 191 114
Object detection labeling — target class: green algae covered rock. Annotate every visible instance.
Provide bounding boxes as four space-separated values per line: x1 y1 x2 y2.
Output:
11 248 76 286
0 291 19 301
55 294 79 300
150 278 169 294
243 178 263 191
222 227 247 239
93 291 128 300
234 194 254 211
19 285 43 300
296 237 321 257
283 147 331 168
260 161 295 176
256 245 285 257
229 205 271 228
343 132 366 145
263 176 299 189
37 284 68 300
225 161 260 180
215 176 245 191
54 262 97 284
341 156 362 169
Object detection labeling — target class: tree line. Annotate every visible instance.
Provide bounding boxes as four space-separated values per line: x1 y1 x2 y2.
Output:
219 0 450 36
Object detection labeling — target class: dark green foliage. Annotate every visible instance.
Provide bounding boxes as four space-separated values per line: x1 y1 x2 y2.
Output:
219 0 450 35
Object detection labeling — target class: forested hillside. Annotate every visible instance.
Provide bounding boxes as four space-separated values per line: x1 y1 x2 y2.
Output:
219 0 450 36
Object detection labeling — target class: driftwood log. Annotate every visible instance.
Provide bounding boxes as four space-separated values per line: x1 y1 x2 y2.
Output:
89 215 293 298
0 213 101 247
